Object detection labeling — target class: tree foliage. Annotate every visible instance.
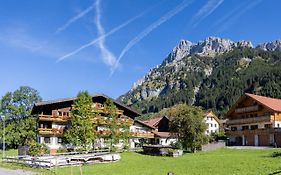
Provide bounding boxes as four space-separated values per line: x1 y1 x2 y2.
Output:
64 91 97 150
104 99 127 151
169 104 207 153
0 86 42 148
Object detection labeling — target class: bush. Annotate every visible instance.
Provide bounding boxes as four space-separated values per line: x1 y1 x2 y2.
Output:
57 147 68 153
28 143 49 156
272 152 281 157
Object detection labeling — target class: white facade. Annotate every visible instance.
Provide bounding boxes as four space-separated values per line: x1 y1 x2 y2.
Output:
158 138 177 146
204 113 220 135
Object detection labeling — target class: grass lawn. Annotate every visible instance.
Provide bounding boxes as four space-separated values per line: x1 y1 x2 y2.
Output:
2 148 281 175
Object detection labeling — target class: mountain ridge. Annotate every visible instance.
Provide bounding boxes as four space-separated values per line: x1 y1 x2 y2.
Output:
118 37 281 116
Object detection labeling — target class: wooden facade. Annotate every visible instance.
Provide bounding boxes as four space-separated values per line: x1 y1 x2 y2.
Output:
31 94 142 154
226 93 281 147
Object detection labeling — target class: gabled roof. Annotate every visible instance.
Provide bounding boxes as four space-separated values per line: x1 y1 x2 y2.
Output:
245 93 281 112
205 111 221 123
154 132 176 138
134 120 156 129
32 93 141 117
226 93 281 117
143 116 170 128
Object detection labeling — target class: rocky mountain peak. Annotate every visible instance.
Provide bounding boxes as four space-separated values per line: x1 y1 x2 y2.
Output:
256 39 281 51
237 40 253 48
164 39 193 65
162 37 254 65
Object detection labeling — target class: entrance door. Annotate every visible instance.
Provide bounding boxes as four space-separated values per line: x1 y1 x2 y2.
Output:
254 135 259 146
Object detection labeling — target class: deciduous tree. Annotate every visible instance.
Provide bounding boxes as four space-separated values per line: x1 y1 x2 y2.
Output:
169 104 207 153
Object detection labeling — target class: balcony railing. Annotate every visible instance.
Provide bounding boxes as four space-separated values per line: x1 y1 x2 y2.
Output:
93 106 124 115
226 115 272 125
38 128 64 135
92 116 134 126
130 132 154 138
38 114 70 122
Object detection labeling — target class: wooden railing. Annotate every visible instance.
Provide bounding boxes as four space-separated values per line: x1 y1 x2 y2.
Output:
92 116 134 126
226 115 272 125
130 132 154 138
38 128 64 135
38 114 70 122
93 106 124 115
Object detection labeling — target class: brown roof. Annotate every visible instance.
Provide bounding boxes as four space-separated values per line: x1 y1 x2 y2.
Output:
32 93 141 117
154 132 173 138
245 93 281 112
143 117 163 127
134 120 156 129
226 93 281 117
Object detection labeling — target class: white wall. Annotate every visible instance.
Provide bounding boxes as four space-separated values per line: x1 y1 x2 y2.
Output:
204 116 219 135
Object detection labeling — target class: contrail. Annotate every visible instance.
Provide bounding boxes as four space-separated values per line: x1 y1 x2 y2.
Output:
191 0 224 27
56 2 158 63
55 1 96 34
210 1 247 30
216 0 263 33
110 0 193 76
94 0 116 67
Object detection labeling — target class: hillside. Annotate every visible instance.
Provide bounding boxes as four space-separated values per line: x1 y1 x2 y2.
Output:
118 37 281 117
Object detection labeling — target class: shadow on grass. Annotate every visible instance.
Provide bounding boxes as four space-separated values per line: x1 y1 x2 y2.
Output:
268 170 281 175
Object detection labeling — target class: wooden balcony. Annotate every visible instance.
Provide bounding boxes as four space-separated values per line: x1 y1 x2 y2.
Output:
94 106 124 115
130 132 154 138
38 114 70 122
92 116 134 126
226 115 272 125
38 128 64 135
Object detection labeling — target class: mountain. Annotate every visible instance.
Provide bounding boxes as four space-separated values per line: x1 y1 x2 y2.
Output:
118 37 281 117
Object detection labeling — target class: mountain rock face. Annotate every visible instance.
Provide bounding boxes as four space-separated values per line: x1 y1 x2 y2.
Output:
256 40 281 51
119 37 281 116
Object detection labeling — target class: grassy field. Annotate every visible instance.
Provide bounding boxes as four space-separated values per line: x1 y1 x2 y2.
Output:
1 148 281 175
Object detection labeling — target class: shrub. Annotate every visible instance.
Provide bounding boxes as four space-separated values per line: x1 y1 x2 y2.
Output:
272 152 281 157
57 147 68 153
28 143 49 156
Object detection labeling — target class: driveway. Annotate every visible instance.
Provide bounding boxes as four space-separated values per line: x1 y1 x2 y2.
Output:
0 168 34 175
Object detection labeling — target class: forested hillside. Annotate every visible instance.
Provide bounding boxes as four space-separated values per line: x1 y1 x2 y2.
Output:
119 38 281 118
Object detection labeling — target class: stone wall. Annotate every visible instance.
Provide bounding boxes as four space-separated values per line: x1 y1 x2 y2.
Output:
202 141 226 151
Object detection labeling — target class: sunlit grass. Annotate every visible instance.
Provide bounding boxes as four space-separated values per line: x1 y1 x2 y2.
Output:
1 148 281 175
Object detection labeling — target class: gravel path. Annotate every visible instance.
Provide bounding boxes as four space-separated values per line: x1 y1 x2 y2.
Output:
0 168 35 175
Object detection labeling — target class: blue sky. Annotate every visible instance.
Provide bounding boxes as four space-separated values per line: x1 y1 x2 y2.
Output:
0 0 280 100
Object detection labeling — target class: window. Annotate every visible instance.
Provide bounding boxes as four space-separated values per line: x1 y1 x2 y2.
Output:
214 124 217 127
58 138 62 144
210 124 213 127
44 137 50 144
211 118 213 121
242 125 249 130
278 124 280 128
231 127 237 131
250 125 258 130
264 124 272 128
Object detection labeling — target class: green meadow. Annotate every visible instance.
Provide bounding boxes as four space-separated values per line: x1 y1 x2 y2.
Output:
1 148 281 175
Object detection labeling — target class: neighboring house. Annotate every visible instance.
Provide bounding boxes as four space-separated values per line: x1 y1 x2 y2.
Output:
225 93 281 146
204 111 220 135
143 116 177 146
31 93 141 154
129 120 155 149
